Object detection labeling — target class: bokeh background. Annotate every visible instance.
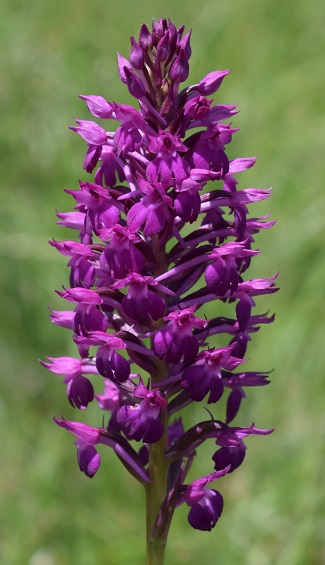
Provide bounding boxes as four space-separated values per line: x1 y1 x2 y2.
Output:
1 0 324 563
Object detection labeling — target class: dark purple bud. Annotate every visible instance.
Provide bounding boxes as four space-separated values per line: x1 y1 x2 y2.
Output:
170 49 189 83
129 36 145 70
156 33 170 63
139 23 152 50
152 18 167 44
166 19 177 55
179 30 192 61
124 66 147 99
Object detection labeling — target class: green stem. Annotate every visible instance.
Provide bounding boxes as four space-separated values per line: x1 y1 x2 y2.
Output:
145 236 172 565
145 414 170 565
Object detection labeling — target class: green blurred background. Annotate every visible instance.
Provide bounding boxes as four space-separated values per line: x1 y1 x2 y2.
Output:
1 0 324 563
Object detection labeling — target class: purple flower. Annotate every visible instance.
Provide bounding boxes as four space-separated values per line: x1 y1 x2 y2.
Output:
65 181 120 235
205 240 259 296
117 380 167 443
166 420 273 461
41 356 96 409
146 131 189 189
183 468 229 531
44 18 277 551
153 307 206 364
174 177 202 223
112 273 166 324
186 124 232 177
54 418 150 483
127 178 173 236
95 379 121 411
187 488 223 531
181 345 245 403
99 224 144 277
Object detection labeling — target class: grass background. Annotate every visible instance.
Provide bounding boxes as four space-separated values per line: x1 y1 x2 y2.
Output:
1 0 324 563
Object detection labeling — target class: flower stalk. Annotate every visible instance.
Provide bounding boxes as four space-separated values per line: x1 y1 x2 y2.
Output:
42 18 277 564
145 420 169 565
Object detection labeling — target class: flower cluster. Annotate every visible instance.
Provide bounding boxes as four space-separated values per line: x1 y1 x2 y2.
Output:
43 19 276 535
